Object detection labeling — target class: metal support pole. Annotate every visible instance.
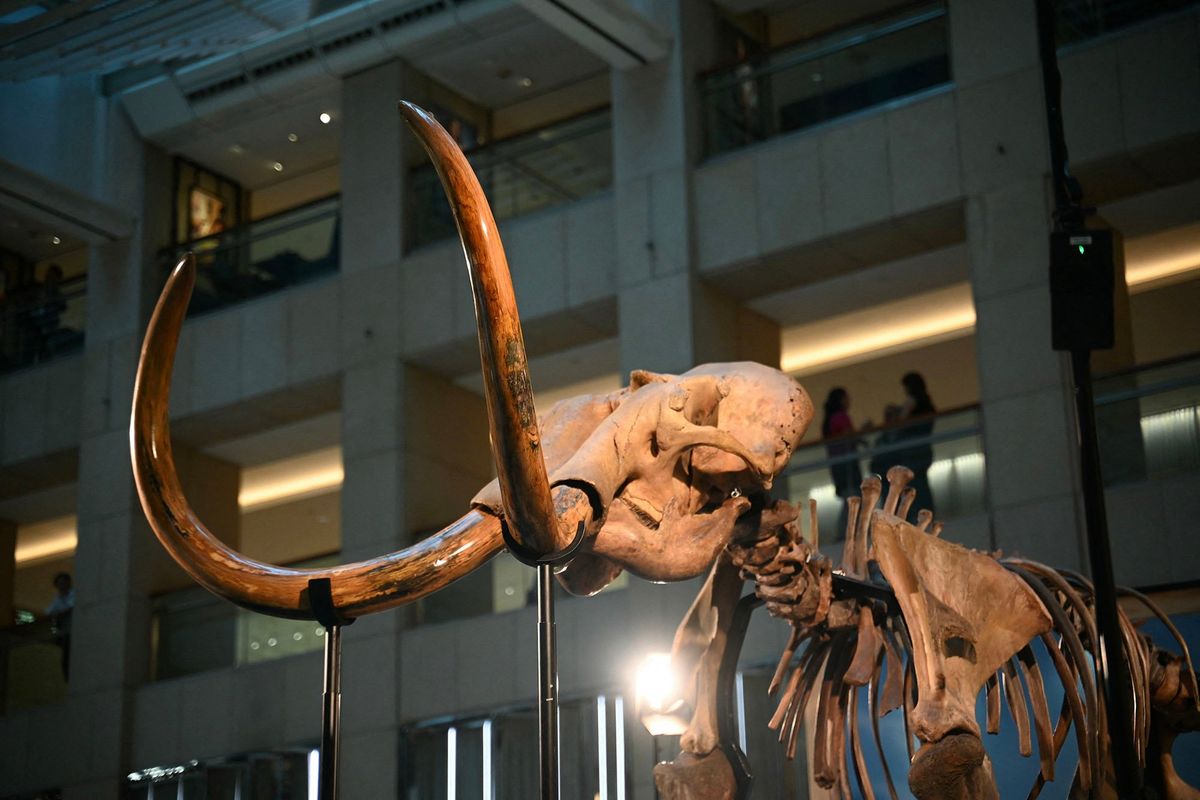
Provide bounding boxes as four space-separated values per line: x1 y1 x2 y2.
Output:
537 563 560 800
1034 1 1142 793
320 624 343 800
1069 350 1141 795
308 577 349 800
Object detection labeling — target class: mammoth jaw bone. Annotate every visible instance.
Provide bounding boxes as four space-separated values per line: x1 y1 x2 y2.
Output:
130 102 582 622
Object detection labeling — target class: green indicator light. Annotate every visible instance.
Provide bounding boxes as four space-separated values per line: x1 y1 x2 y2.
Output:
1077 245 1085 254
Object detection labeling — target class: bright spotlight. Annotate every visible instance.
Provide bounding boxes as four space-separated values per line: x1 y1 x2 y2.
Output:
319 112 332 124
634 652 690 736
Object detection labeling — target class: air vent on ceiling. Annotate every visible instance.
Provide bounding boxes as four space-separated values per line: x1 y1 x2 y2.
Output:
380 0 447 31
181 0 461 105
319 26 374 54
252 47 317 79
187 73 249 103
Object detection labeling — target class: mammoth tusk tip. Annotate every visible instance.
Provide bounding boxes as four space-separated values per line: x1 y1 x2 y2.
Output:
397 100 427 125
170 253 197 283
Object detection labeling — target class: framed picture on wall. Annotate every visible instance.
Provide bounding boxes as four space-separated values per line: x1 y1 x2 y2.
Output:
189 186 227 239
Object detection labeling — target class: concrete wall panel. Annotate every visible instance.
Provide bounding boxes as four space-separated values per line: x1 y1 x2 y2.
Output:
695 153 759 270
887 92 962 215
820 115 892 235
754 133 823 255
1117 15 1200 151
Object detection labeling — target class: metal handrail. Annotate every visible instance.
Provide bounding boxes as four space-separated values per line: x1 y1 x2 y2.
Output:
436 106 611 164
784 405 983 477
699 3 946 93
1093 352 1200 406
170 194 341 260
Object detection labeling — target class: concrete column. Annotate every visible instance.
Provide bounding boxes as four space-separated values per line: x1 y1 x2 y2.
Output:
612 1 779 377
341 60 428 273
60 96 173 800
612 0 712 375
952 0 1086 568
337 359 490 800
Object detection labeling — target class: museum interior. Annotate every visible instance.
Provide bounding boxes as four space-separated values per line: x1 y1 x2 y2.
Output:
1 0 1200 797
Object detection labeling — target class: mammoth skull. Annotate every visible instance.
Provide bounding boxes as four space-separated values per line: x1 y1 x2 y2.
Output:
473 363 812 593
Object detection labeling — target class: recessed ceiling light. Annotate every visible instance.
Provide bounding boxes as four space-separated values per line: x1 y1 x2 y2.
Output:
287 133 299 143
517 76 533 88
272 161 284 172
319 112 331 124
51 235 61 245
229 144 245 155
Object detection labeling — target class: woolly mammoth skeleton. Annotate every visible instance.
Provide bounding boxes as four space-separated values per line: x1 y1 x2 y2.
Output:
655 468 1200 800
131 102 1198 800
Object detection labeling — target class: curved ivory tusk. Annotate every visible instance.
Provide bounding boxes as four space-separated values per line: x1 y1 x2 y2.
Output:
399 101 567 557
130 256 506 619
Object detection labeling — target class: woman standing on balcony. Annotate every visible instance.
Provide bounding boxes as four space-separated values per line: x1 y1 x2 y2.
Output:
823 388 866 539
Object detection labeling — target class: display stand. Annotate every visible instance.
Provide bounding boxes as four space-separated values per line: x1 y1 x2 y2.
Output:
308 577 354 800
716 593 763 800
503 521 587 799
1035 1 1141 795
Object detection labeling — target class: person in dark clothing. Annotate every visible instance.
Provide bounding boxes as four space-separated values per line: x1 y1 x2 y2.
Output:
822 388 866 539
892 372 937 519
869 403 906 479
45 572 74 680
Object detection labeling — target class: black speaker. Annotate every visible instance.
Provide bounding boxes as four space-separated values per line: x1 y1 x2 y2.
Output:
1050 228 1116 352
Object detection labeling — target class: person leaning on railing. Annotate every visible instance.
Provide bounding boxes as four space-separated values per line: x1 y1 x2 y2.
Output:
44 572 74 680
822 387 871 538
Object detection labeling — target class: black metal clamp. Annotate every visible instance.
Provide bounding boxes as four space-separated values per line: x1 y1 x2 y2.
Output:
307 578 354 800
501 518 588 568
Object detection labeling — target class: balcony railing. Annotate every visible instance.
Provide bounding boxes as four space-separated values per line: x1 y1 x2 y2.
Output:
0 273 86 375
410 109 613 248
1055 0 1199 46
783 405 986 543
699 3 950 158
0 617 68 714
165 195 340 316
151 554 339 681
1095 353 1200 486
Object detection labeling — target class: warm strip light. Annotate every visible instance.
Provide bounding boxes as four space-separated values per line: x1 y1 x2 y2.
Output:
1126 251 1200 288
239 446 343 511
780 283 976 375
15 515 77 564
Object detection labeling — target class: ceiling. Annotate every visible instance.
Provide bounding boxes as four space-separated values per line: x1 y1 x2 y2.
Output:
153 4 607 194
0 204 87 262
0 0 317 82
175 82 344 192
413 8 607 109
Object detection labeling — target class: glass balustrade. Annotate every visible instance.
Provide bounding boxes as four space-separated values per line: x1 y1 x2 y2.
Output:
699 4 951 158
1095 353 1200 486
1055 0 1198 46
410 109 613 247
125 749 312 800
150 555 339 680
402 695 630 798
0 617 68 713
784 406 987 544
0 274 86 375
166 195 340 316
